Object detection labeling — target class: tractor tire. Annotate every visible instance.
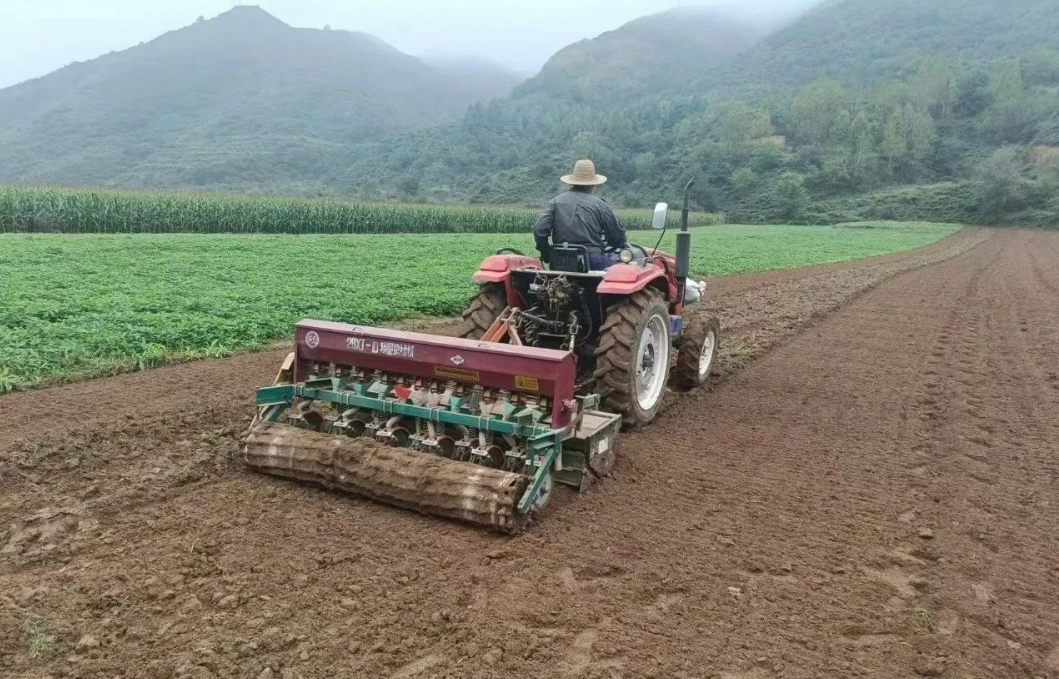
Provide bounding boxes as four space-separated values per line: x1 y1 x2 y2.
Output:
671 313 720 391
593 288 673 429
456 284 506 339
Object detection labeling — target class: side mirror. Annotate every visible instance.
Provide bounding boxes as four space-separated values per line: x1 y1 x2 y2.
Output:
652 202 669 230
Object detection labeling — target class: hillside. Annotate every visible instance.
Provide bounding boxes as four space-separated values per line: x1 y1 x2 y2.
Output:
0 6 511 189
333 6 786 203
712 0 1059 92
336 0 1059 228
515 8 765 105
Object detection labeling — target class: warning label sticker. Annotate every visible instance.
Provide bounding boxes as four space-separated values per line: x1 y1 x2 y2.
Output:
434 366 480 382
514 375 540 392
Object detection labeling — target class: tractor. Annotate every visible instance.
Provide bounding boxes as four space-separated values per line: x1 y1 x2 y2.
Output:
242 180 720 533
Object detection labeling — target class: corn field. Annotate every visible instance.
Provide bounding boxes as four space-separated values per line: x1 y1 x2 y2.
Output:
0 186 725 234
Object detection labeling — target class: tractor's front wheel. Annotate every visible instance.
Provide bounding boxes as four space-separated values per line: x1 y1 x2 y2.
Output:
456 284 506 339
672 313 720 390
593 288 672 429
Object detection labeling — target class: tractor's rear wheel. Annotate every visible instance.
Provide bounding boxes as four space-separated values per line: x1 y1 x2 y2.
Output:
672 313 720 390
456 284 506 339
593 288 672 429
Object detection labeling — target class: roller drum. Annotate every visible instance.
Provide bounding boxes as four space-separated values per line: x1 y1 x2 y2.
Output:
242 422 529 533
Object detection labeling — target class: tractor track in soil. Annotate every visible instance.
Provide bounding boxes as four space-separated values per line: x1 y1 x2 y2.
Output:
3 227 1059 678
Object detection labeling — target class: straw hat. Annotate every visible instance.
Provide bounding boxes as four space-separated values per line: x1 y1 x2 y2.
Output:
561 159 607 186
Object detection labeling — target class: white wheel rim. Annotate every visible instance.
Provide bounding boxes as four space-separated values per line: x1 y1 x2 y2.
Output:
699 329 717 377
635 315 670 411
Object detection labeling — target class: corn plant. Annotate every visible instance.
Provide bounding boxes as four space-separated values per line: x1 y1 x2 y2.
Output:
0 186 725 234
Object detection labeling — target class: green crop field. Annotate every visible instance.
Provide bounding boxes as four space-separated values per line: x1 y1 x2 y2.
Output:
0 221 960 392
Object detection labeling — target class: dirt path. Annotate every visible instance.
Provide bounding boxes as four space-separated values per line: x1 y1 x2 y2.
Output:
5 227 1059 679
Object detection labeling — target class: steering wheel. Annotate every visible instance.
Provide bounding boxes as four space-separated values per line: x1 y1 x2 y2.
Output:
494 248 526 256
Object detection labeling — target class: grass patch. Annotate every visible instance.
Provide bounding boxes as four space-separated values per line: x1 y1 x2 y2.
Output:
911 606 938 633
21 617 55 659
0 221 960 390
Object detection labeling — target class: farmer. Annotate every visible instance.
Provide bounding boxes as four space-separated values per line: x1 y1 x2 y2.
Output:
533 159 627 270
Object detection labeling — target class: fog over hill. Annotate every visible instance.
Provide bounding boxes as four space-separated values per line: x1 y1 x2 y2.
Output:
0 6 517 188
0 0 826 89
419 55 525 103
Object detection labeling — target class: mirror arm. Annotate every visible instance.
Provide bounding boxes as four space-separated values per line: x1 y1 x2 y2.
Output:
650 202 669 257
650 226 667 258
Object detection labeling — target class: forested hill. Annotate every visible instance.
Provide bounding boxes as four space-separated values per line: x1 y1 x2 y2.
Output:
334 7 786 204
340 0 1059 226
712 0 1059 92
514 8 766 106
0 6 515 189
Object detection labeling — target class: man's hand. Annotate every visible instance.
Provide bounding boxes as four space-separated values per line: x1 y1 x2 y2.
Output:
533 200 556 264
534 236 551 262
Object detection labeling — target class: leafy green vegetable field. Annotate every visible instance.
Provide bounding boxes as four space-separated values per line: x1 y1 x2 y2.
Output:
0 221 959 391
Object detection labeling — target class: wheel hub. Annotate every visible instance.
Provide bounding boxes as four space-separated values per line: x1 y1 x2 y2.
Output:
699 329 717 377
635 315 669 411
641 344 655 370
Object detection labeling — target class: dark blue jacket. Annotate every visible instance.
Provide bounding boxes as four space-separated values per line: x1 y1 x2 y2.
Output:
533 190 626 256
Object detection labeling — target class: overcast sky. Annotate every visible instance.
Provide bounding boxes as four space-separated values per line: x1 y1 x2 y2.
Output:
0 0 816 89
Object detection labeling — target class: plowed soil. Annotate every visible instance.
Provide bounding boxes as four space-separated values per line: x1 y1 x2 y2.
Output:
4 227 1059 679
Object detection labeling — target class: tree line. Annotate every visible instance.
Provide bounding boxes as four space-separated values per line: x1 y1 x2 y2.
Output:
344 45 1059 227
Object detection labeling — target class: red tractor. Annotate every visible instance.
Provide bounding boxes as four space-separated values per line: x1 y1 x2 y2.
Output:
457 181 719 428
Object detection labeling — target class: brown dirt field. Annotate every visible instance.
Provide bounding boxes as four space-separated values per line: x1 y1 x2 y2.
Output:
3 227 1059 679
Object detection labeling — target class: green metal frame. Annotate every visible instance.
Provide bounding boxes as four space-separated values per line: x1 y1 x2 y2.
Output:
255 378 563 515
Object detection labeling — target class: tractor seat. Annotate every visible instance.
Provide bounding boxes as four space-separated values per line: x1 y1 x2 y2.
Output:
549 243 590 273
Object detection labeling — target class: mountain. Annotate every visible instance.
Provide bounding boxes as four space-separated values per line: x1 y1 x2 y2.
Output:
711 0 1059 93
335 0 1059 228
330 7 782 203
0 6 503 188
514 8 766 105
